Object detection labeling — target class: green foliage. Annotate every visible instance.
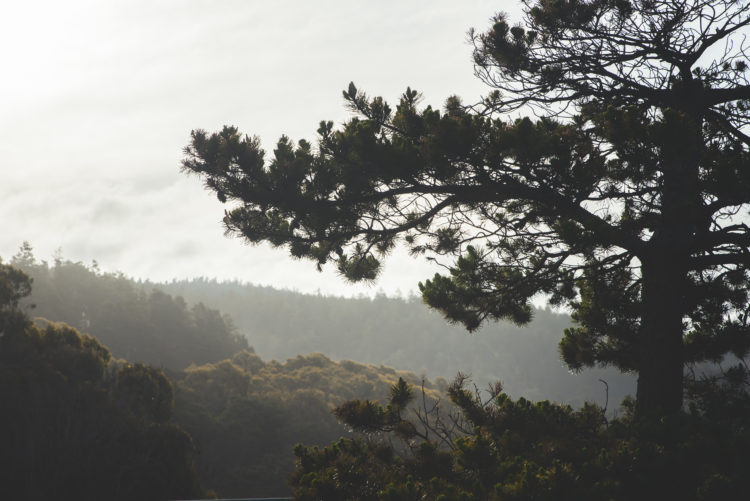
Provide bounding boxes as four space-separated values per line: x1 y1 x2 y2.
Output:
291 376 750 500
12 243 249 369
172 351 445 497
116 362 175 423
420 246 534 331
0 264 204 501
559 266 640 372
155 277 636 407
333 377 419 439
0 260 32 311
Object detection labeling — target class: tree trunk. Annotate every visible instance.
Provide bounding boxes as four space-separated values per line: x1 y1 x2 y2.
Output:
634 106 702 420
635 256 685 419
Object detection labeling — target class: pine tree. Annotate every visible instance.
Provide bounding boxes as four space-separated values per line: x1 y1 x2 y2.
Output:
182 0 750 419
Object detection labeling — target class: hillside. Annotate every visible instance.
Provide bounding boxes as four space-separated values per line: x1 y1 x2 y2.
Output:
12 245 248 370
152 278 635 407
11 243 635 408
172 351 445 497
7 247 447 496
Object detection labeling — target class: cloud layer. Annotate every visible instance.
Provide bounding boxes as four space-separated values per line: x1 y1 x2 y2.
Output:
0 0 511 296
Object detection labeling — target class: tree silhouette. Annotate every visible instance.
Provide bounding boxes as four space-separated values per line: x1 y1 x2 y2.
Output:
182 0 750 419
0 263 205 500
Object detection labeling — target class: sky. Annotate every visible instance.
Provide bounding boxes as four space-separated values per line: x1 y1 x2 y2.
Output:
0 0 521 297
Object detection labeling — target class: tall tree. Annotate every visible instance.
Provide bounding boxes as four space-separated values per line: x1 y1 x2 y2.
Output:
182 0 750 419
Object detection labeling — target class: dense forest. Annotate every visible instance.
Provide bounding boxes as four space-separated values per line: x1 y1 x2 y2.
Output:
5 251 748 499
12 242 635 408
0 264 204 500
5 236 749 498
153 278 635 407
7 239 745 498
172 351 445 496
11 243 248 370
6 246 452 497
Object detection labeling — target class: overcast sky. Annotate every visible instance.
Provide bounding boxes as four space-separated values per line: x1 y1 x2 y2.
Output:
0 0 522 297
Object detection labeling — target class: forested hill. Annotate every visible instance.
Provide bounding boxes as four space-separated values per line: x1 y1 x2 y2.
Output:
3 251 448 497
173 351 446 497
152 278 635 407
9 243 634 407
11 245 248 370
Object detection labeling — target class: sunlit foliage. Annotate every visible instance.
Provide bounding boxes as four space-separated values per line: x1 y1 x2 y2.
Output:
173 350 445 497
156 277 636 406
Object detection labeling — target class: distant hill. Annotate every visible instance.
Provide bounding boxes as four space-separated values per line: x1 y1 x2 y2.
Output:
11 245 248 370
8 242 635 408
151 278 636 408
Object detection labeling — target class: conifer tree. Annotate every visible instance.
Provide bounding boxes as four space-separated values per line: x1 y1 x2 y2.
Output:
182 0 750 419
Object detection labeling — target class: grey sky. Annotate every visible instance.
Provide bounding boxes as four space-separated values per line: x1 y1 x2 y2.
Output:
0 1 519 296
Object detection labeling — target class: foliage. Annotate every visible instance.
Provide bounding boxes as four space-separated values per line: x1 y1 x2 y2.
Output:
0 261 32 311
12 243 249 369
171 351 446 497
155 277 636 406
7 243 638 405
291 376 750 500
0 262 204 501
181 0 750 419
5 250 462 497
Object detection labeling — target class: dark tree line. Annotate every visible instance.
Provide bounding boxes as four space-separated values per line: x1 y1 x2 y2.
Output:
291 374 750 500
0 262 204 501
3 252 748 499
3 251 458 498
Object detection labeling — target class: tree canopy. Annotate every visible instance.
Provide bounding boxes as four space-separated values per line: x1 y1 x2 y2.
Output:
291 375 750 500
182 0 750 419
172 350 446 497
0 263 205 501
12 243 249 370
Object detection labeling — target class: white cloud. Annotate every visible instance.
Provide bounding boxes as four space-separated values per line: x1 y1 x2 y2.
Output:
0 0 515 296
